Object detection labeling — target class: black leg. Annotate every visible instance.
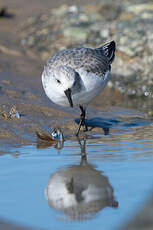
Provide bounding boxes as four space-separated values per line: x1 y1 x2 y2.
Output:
76 105 88 136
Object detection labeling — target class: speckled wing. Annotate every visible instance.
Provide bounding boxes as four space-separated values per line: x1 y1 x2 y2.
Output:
46 47 111 78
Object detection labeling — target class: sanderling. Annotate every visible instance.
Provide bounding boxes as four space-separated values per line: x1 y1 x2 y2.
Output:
42 41 116 135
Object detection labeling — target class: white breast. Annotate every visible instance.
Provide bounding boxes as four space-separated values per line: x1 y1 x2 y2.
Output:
42 68 110 107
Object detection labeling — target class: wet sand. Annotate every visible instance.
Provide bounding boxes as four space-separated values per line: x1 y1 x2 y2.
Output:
0 1 128 153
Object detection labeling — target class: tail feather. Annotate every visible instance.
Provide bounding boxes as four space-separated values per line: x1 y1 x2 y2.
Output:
97 41 116 64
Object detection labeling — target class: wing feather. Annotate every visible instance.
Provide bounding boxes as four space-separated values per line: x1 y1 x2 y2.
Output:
46 47 111 78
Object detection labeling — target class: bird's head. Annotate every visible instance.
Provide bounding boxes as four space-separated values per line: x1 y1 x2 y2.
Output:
52 65 80 107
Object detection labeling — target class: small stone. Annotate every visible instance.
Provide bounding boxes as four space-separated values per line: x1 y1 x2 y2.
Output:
100 28 109 38
141 12 153 19
68 5 78 14
98 3 121 21
118 46 135 57
0 7 14 18
148 111 153 116
52 5 68 16
127 3 153 14
63 27 88 42
107 81 113 88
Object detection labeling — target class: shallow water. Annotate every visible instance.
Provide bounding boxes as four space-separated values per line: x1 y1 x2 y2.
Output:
0 111 153 230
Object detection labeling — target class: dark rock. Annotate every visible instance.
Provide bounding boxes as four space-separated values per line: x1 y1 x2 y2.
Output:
0 7 14 18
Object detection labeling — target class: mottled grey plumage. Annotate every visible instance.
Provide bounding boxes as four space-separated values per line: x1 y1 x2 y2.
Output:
45 41 115 79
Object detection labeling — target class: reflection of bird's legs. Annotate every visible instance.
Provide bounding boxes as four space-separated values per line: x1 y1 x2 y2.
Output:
76 105 88 136
103 127 109 135
76 135 87 164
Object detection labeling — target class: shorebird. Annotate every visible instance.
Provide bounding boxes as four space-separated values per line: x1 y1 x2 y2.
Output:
42 41 116 135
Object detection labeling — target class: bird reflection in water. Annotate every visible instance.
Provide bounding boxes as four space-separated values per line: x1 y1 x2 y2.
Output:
45 137 118 220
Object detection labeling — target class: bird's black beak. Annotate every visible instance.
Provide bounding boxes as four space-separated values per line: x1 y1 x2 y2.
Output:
64 88 73 108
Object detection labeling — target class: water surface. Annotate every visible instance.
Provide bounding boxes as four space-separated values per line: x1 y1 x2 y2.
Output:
0 111 153 230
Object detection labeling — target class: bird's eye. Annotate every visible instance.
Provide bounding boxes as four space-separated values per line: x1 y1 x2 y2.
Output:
56 79 61 84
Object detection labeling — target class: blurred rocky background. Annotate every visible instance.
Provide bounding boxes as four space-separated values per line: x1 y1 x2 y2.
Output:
20 2 153 99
